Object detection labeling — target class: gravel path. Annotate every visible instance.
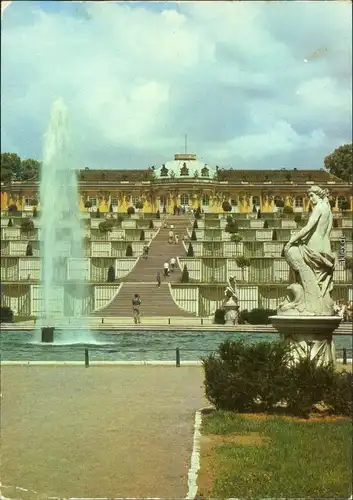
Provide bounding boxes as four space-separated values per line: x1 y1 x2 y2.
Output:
1 366 206 499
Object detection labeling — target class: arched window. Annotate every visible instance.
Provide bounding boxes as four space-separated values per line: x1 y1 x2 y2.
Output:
295 197 303 208
180 194 189 206
202 194 210 206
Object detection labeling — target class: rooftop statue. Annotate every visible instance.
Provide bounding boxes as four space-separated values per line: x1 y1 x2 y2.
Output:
279 185 336 316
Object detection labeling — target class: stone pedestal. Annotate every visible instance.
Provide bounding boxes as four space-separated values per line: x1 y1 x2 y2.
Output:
223 298 239 325
41 327 55 343
270 315 341 366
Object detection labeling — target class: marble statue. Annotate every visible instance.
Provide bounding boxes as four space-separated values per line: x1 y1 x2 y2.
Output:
279 185 336 316
223 276 239 325
271 185 341 366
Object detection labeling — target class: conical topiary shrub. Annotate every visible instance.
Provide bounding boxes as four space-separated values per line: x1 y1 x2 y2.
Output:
26 243 33 256
257 209 261 219
149 219 154 229
7 218 13 227
33 207 38 218
107 265 116 282
181 264 189 283
187 243 194 257
272 229 278 241
191 229 197 241
263 220 269 229
140 229 145 241
193 220 198 230
96 208 101 218
156 209 161 219
126 244 133 257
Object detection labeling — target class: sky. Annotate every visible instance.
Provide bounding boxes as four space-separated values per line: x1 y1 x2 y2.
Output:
1 0 352 171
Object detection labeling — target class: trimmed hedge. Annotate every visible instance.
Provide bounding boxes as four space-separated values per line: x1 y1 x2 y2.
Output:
203 339 352 418
0 306 14 323
238 307 276 324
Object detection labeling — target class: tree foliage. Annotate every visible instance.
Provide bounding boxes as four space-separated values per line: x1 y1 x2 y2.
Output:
324 143 353 182
0 153 41 182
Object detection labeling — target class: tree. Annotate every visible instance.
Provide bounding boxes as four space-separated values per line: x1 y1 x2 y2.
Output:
191 229 197 241
140 229 145 241
222 201 232 212
135 200 144 210
257 209 261 219
235 256 251 281
26 243 33 256
230 233 243 243
20 158 41 181
1 153 21 182
107 265 116 282
96 208 101 218
84 200 92 209
127 206 135 216
187 243 194 257
156 209 161 219
181 264 189 283
193 220 198 230
272 229 278 241
324 143 353 182
149 219 154 229
263 220 269 229
99 220 114 233
7 218 13 227
338 198 349 212
126 244 133 257
21 218 34 232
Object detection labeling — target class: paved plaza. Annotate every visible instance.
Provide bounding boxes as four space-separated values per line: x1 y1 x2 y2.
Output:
1 365 206 499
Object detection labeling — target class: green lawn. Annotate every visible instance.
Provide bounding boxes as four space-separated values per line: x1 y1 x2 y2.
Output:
199 411 352 498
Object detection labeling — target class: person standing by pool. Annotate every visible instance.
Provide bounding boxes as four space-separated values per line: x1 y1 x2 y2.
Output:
132 294 142 324
156 271 161 288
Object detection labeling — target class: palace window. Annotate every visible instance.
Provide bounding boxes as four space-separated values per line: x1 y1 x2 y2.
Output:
231 198 238 206
132 197 140 206
202 194 210 206
110 197 118 206
180 163 189 176
24 197 38 208
338 196 348 204
295 197 303 208
89 198 97 207
252 196 260 206
180 194 189 206
160 165 169 177
201 166 209 177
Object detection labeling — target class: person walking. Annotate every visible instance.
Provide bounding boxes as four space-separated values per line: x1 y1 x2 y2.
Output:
170 256 176 273
163 261 170 278
174 233 179 244
168 229 174 244
143 243 149 259
156 271 161 288
132 294 142 324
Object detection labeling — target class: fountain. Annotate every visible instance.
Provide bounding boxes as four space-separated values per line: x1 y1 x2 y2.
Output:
38 99 89 342
270 185 341 366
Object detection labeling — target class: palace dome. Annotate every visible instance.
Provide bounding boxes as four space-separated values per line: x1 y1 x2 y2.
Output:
155 154 216 180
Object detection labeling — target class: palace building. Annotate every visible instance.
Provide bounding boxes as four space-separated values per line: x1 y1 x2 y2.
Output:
1 153 352 214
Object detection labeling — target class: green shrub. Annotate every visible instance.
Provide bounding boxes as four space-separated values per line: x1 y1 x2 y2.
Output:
225 221 239 233
20 218 34 232
214 308 225 325
235 256 250 268
107 265 115 282
0 306 14 323
99 220 114 232
126 244 133 257
8 204 18 212
140 229 145 241
263 219 269 229
191 229 197 241
257 209 261 219
149 219 154 229
222 201 232 212
193 220 198 230
195 207 202 219
202 340 352 418
156 209 161 219
283 205 294 214
202 340 290 413
135 201 144 210
181 264 189 283
7 218 13 227
272 229 278 241
187 243 194 257
127 206 135 216
109 203 113 213
84 200 92 209
238 307 276 325
26 243 33 256
96 208 101 218
294 214 302 224
230 233 243 243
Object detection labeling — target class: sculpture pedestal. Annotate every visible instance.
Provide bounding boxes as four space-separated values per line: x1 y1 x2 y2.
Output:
270 315 341 367
223 298 239 325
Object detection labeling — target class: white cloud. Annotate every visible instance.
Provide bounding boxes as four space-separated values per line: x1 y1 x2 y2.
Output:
1 0 351 170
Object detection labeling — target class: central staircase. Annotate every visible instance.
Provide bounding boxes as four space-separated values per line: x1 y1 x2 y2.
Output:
94 215 196 318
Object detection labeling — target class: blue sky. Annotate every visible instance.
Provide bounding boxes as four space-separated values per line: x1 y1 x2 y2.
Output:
1 1 352 170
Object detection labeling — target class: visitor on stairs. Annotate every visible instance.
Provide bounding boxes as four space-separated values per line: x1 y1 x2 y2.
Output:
132 294 142 324
163 261 170 278
174 234 179 244
143 243 149 259
168 229 174 244
170 257 176 272
156 271 161 288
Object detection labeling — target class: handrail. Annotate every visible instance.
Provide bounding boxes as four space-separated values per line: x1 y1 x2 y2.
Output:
83 347 352 368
